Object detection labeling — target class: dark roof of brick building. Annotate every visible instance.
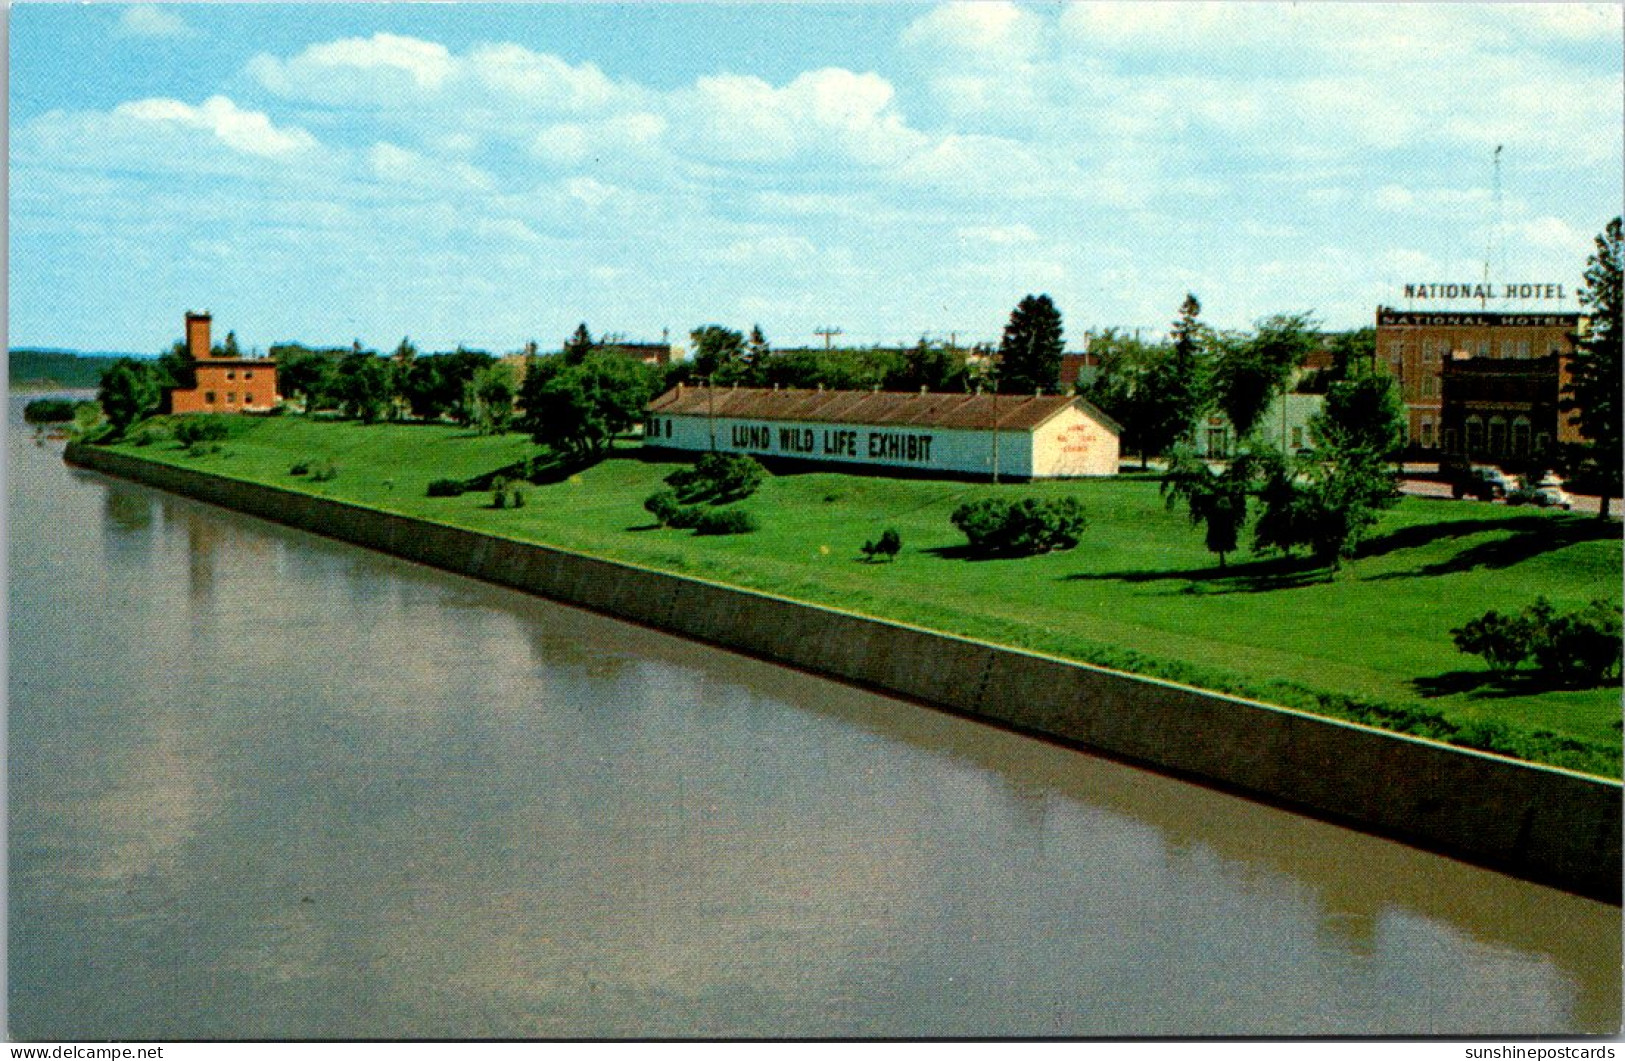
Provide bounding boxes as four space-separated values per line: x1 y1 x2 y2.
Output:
646 386 1120 434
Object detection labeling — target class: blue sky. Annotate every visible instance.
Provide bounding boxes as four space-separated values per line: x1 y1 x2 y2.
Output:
8 2 1623 355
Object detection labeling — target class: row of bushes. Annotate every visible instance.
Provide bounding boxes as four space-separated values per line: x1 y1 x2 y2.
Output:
643 490 757 534
290 457 338 482
1452 597 1622 688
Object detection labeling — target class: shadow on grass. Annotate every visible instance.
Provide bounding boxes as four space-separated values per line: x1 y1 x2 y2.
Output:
1411 668 1557 700
1361 513 1620 580
1062 553 1332 594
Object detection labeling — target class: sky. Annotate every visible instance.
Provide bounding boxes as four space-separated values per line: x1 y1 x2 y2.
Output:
7 2 1623 356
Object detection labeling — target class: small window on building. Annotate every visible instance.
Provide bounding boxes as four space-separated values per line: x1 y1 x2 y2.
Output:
245 371 254 380
205 391 216 404
227 370 236 380
1291 426 1304 449
665 419 673 438
227 393 236 404
1422 375 1440 398
1422 339 1436 363
1465 416 1484 453
244 394 254 405
1488 416 1508 455
1512 418 1532 455
1420 420 1435 448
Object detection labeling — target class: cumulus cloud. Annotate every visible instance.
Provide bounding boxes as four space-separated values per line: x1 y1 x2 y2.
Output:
676 67 925 166
902 1 1044 65
250 33 455 102
114 95 316 157
368 142 494 192
116 5 194 39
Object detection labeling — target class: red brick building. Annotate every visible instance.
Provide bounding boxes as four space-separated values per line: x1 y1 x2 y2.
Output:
164 312 281 413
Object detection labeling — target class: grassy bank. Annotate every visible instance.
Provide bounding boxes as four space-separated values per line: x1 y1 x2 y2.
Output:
99 416 1623 776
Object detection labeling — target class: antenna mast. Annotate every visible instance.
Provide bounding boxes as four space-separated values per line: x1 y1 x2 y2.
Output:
1483 145 1504 306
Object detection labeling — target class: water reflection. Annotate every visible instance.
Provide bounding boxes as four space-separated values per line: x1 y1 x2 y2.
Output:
8 399 1621 1038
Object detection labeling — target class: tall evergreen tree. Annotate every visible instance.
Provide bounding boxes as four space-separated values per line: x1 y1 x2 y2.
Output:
1137 293 1209 459
997 294 1065 394
1562 216 1622 519
562 322 594 365
745 324 770 364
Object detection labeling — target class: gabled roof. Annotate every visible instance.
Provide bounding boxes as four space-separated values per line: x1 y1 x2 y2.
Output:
646 386 1120 435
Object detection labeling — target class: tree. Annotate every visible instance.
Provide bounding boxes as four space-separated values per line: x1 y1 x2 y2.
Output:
389 337 418 419
1562 216 1622 518
1252 446 1398 569
335 349 391 424
690 324 746 380
222 331 242 359
745 324 771 365
1212 313 1319 440
522 352 657 460
1161 446 1250 568
997 293 1065 394
563 323 595 366
1135 294 1210 461
97 358 161 436
1081 328 1171 467
275 347 339 413
467 362 518 435
890 336 965 393
1311 369 1405 459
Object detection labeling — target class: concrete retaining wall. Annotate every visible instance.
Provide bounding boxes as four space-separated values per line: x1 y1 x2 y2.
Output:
67 443 1622 900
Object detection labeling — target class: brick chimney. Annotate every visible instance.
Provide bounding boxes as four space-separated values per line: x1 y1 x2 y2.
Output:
186 312 212 360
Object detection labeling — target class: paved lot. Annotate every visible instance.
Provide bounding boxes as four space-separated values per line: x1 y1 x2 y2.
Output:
1399 477 1616 518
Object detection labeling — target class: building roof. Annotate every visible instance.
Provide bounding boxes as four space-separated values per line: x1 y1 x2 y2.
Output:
647 385 1120 434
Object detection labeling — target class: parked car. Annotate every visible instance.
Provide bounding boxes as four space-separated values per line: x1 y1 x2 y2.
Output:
1449 464 1515 501
1532 482 1574 510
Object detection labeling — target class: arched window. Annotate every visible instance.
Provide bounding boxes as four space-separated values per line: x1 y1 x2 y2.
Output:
1511 417 1532 455
1465 416 1484 454
1487 416 1508 455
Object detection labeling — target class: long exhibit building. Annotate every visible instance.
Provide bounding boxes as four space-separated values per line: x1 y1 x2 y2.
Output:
644 385 1121 480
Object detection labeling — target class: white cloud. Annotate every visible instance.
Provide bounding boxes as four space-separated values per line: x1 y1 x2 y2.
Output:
116 5 194 39
902 2 1044 65
676 67 925 166
467 43 623 112
249 33 457 103
719 235 817 265
530 112 666 166
367 142 493 192
114 95 316 157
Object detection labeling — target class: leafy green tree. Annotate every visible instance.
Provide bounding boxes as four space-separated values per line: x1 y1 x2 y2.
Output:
335 349 391 423
1252 446 1398 569
563 323 595 366
156 338 196 391
97 358 161 436
1311 369 1405 459
890 337 965 393
1327 327 1376 382
389 337 418 419
522 352 657 459
997 293 1065 394
276 347 339 413
1562 217 1622 518
1081 329 1171 467
466 362 518 435
1161 446 1250 568
1135 294 1210 461
1213 314 1319 439
222 331 242 359
690 324 747 380
665 452 765 504
403 348 496 422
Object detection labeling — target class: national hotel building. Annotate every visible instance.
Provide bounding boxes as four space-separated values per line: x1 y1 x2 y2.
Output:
1374 305 1583 462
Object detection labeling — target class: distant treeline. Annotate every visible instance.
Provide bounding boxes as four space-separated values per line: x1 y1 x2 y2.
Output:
10 350 137 390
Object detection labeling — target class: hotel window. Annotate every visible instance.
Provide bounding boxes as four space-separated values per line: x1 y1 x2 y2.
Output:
1465 416 1484 453
1420 420 1435 448
1516 339 1530 358
205 391 215 404
1422 375 1440 398
1475 339 1490 358
1488 417 1508 455
1512 418 1532 455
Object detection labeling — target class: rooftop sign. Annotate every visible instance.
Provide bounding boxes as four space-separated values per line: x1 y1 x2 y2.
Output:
1402 282 1566 301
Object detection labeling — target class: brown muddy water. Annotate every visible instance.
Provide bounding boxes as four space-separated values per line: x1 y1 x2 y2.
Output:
8 396 1619 1038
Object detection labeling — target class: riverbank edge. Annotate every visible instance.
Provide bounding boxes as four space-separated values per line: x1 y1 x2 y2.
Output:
67 441 1622 901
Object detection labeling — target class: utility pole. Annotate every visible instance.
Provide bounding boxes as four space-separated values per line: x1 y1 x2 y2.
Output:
1483 144 1503 308
814 326 842 351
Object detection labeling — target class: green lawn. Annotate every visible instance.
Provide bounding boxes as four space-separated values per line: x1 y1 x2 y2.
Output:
105 415 1625 776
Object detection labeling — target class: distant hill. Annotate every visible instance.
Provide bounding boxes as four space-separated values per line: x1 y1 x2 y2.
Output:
9 349 148 390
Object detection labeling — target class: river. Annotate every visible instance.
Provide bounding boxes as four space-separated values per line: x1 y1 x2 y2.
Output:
7 395 1619 1038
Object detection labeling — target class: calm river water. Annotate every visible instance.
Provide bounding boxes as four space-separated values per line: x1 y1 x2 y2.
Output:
7 395 1620 1039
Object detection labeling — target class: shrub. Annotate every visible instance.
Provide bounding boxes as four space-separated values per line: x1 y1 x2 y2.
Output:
427 478 465 497
130 428 159 447
173 417 230 446
644 489 683 527
950 496 1087 556
694 507 758 535
23 398 77 424
510 487 525 508
289 460 312 477
666 452 765 504
309 459 338 482
1452 597 1623 687
861 527 902 562
1450 610 1531 672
